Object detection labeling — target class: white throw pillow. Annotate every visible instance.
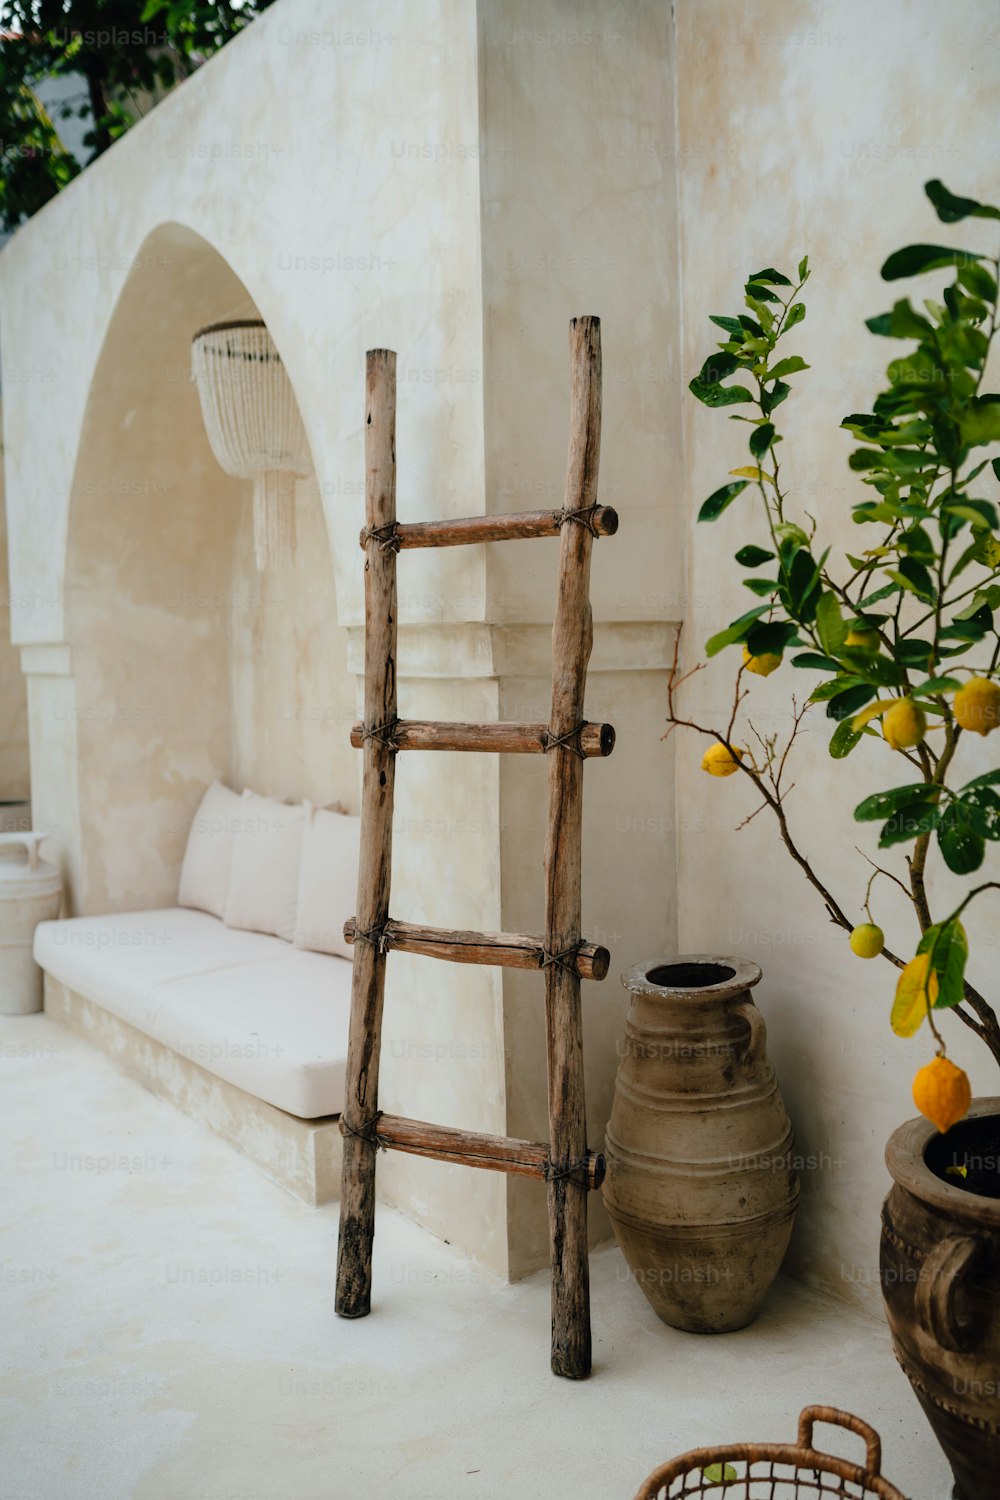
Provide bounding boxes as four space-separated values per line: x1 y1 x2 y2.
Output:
293 805 361 960
177 781 243 920
224 792 307 943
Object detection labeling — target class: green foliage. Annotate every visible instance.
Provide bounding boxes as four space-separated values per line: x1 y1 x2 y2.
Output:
700 1464 738 1486
0 0 274 230
689 180 1000 1058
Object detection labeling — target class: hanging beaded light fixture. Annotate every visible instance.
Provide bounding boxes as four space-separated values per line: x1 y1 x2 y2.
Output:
191 320 311 570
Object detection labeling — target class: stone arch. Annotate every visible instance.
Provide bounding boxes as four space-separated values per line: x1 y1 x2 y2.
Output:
64 221 357 914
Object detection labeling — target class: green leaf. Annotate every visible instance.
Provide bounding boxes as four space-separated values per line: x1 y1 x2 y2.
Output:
784 549 822 623
746 620 798 657
689 376 756 408
944 500 1000 531
925 179 1000 224
827 683 876 721
865 299 936 340
855 784 936 822
960 396 1000 447
881 243 985 280
897 638 933 669
750 267 792 286
964 786 1000 840
918 918 969 1011
937 800 986 874
698 480 749 522
829 719 863 758
761 379 791 415
892 558 937 603
768 355 810 380
797 255 809 281
958 263 999 301
810 676 863 703
792 651 842 671
702 1464 739 1484
816 591 848 656
746 281 782 304
962 768 1000 792
785 301 806 329
749 422 775 459
693 351 741 386
839 650 906 687
743 577 779 596
735 544 774 568
704 604 771 657
859 582 903 605
878 799 942 847
911 676 962 697
709 315 744 335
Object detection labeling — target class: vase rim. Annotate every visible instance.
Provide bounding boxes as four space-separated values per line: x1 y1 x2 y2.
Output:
622 955 762 1001
885 1095 1000 1226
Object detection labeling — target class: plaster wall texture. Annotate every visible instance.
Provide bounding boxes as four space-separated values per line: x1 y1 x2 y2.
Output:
0 424 30 802
674 0 1000 1315
476 0 680 1272
0 0 680 1279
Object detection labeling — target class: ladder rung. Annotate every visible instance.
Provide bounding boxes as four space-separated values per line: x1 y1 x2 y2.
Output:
358 506 618 551
361 1113 606 1190
349 719 615 757
343 918 610 981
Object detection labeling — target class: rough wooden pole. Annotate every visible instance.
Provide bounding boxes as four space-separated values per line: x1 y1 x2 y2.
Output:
342 918 610 980
348 719 615 757
366 506 618 549
335 348 397 1319
544 315 602 1379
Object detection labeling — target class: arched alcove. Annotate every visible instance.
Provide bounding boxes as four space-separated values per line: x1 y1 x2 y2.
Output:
64 222 357 914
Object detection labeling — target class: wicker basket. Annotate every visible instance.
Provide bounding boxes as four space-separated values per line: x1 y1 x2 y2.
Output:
633 1406 909 1499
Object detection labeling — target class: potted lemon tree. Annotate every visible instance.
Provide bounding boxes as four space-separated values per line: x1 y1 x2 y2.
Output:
675 180 1000 1500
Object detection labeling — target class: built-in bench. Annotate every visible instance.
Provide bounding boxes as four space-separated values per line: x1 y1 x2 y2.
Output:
35 907 352 1204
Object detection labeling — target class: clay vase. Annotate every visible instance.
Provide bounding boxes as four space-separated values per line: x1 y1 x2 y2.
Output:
881 1098 1000 1500
603 955 799 1333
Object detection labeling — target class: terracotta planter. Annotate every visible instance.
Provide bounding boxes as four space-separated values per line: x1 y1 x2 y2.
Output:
881 1098 1000 1500
603 955 799 1333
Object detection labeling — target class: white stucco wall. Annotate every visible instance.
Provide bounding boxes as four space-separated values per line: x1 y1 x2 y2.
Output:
0 0 680 1280
674 0 1000 1315
0 422 30 804
12 0 983 1312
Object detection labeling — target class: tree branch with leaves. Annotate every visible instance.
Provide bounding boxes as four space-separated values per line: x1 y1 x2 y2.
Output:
672 179 1000 1134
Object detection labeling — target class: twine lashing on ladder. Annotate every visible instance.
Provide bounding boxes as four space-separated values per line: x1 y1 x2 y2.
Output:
540 941 585 977
340 1111 387 1151
558 504 601 538
544 722 588 759
362 522 401 555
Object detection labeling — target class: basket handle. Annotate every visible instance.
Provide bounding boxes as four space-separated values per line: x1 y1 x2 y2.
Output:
797 1406 882 1477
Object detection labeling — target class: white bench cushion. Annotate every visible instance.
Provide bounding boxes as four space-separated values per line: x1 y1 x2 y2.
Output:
34 908 353 1120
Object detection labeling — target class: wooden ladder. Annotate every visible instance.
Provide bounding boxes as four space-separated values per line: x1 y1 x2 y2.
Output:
335 316 616 1380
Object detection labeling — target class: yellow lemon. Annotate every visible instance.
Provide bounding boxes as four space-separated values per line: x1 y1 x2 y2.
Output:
845 627 880 650
742 644 782 677
882 699 926 750
701 742 744 777
954 677 1000 737
850 923 884 959
912 1055 972 1134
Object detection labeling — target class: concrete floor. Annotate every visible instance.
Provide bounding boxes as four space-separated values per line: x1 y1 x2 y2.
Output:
1 1013 952 1500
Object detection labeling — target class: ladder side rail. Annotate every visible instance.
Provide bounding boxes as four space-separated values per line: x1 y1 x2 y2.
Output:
543 315 603 1380
335 348 398 1319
